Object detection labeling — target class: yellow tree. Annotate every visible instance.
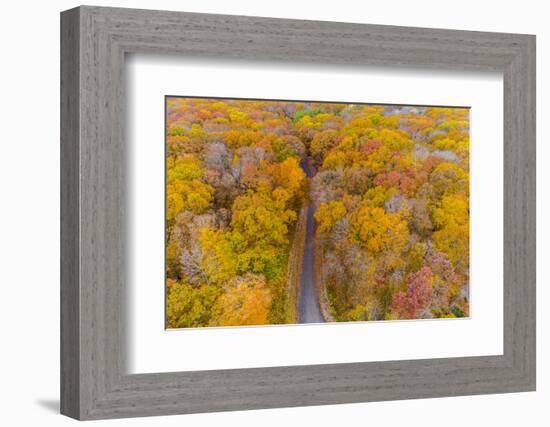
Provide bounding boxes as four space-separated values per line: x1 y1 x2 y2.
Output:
350 206 409 256
431 193 469 270
198 227 238 285
166 155 214 221
166 281 219 328
211 274 272 326
267 157 306 201
315 200 347 234
310 129 339 163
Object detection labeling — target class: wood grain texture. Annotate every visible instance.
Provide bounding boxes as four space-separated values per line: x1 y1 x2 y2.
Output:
60 7 80 419
60 5 536 420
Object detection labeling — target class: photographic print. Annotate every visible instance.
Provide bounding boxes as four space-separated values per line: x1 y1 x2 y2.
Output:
165 97 470 328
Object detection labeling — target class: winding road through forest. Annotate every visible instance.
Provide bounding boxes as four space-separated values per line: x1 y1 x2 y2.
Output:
298 159 325 324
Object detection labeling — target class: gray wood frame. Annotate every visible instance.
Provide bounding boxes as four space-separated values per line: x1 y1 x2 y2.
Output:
61 5 536 420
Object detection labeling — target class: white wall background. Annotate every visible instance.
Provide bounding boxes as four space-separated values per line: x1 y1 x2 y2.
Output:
0 0 547 425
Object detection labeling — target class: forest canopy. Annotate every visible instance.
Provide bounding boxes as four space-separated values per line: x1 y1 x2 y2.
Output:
165 97 470 328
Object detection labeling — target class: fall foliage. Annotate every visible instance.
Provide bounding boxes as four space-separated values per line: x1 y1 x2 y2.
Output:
166 97 469 328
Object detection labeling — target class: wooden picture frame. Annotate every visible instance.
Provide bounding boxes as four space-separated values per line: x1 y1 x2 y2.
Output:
61 5 536 420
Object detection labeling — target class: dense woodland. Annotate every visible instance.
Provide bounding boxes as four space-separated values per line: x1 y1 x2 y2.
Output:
166 97 469 328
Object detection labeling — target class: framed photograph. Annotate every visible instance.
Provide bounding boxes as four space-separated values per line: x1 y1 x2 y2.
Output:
61 6 536 420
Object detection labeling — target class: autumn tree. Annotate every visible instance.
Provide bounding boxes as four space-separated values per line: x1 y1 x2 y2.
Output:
389 266 434 319
166 281 219 328
315 200 347 234
211 274 272 326
165 97 470 327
